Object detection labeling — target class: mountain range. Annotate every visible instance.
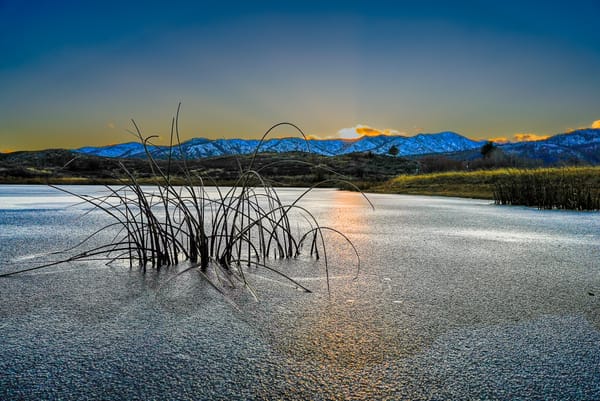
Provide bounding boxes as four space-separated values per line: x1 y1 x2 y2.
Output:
75 128 600 165
500 129 600 164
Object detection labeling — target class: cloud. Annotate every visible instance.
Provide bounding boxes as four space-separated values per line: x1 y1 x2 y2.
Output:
107 122 116 129
513 133 550 142
356 126 383 136
488 137 509 144
337 124 404 139
592 120 600 129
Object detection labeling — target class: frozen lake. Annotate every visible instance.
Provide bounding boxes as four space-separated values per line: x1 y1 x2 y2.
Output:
1 185 599 400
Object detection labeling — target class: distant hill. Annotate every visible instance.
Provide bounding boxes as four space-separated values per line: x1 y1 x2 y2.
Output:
0 149 418 185
2 128 598 185
500 129 600 165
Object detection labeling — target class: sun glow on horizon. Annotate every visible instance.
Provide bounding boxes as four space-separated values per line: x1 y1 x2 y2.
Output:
337 125 405 139
513 133 550 142
566 119 600 133
489 133 550 143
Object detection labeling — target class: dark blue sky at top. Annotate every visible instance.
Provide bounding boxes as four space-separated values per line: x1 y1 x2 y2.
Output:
1 0 599 150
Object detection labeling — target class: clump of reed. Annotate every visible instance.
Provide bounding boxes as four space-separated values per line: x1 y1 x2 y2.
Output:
0 105 371 296
493 167 600 210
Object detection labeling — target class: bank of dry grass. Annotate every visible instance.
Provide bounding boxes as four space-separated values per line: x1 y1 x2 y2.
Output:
374 166 600 210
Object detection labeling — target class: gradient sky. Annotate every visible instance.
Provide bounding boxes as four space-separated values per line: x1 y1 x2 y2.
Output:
1 0 600 151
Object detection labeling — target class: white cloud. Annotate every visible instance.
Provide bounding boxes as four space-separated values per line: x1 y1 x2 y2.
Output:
337 126 362 139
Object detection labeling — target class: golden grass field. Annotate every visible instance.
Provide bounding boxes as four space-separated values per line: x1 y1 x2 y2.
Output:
373 166 600 204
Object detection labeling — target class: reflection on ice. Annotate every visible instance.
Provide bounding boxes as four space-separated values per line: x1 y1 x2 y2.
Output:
0 185 104 210
438 228 596 244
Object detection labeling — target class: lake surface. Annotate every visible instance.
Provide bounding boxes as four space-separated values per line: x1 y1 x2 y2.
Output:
1 185 599 400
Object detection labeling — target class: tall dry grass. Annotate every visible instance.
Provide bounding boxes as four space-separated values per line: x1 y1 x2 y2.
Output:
0 106 372 296
493 167 600 210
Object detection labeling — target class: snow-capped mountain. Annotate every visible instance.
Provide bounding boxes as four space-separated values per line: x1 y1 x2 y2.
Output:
76 142 153 158
75 131 484 159
74 128 600 164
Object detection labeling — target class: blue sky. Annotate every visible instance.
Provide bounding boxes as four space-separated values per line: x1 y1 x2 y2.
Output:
1 0 600 150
